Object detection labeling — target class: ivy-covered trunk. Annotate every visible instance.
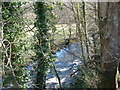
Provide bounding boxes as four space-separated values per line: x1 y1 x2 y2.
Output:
2 2 19 88
34 2 50 88
2 2 28 88
98 2 119 88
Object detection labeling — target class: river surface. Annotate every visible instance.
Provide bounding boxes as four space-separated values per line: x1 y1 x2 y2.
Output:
46 42 82 88
27 42 82 88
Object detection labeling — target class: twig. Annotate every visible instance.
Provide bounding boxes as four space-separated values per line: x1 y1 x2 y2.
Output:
9 43 20 88
52 62 62 90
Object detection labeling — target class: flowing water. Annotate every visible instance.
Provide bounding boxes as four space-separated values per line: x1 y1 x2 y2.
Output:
1 42 82 88
27 42 82 88
46 42 82 88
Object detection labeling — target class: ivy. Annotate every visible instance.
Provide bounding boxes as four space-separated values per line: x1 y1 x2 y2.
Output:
2 2 29 88
33 2 57 88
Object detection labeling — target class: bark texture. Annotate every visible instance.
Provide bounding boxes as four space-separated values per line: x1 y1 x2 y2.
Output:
0 2 3 89
98 2 120 88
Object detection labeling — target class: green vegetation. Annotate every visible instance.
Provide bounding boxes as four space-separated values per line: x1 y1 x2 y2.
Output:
2 2 30 88
1 1 120 89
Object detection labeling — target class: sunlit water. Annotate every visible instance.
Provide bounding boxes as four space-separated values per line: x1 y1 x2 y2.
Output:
46 43 82 88
27 42 82 88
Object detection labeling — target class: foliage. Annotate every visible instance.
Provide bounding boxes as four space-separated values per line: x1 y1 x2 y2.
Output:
2 1 116 89
33 2 56 88
71 67 99 88
2 2 30 88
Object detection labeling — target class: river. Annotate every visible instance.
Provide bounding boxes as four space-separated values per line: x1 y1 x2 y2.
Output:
26 42 82 88
46 42 82 88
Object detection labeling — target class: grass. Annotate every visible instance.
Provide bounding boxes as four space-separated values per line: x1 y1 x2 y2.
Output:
50 24 77 44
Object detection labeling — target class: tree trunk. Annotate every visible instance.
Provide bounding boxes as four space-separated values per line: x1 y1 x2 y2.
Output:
34 2 49 89
0 2 3 89
118 1 120 88
98 2 119 88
